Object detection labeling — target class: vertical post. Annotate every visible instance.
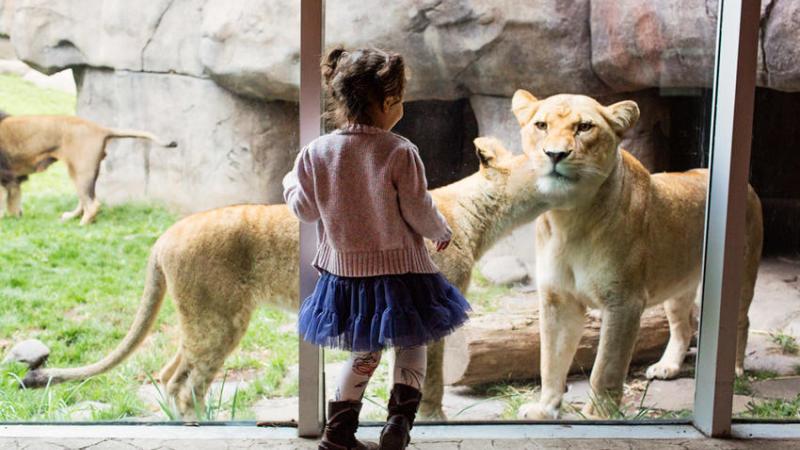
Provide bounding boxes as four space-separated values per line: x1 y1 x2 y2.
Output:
693 0 760 438
298 0 324 438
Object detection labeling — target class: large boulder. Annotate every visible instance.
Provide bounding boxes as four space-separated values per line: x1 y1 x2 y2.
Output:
762 0 800 91
200 0 300 102
77 69 298 213
0 0 14 37
590 0 718 92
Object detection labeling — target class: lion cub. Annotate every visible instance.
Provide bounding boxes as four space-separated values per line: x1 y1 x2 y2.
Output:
511 90 763 419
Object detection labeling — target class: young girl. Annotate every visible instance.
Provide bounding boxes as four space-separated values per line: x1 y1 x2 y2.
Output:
283 47 471 450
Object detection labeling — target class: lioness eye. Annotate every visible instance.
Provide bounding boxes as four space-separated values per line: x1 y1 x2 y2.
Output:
534 121 547 131
576 122 594 133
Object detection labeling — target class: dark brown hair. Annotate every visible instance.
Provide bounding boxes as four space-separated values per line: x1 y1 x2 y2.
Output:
321 46 406 127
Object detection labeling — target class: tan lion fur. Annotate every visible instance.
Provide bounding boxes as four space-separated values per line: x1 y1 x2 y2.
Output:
510 90 763 420
23 137 553 419
0 114 176 225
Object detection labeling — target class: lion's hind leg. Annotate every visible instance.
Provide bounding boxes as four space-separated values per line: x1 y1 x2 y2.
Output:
62 141 104 225
646 292 696 380
166 295 255 420
61 200 83 222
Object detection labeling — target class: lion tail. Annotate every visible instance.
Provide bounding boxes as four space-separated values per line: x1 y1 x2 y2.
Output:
106 128 178 148
23 252 168 388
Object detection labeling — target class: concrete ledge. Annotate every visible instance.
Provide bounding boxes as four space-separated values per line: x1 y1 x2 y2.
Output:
1 423 798 449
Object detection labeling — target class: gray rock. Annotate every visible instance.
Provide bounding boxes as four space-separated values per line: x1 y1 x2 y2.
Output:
478 222 537 286
2 338 49 369
752 377 800 400
9 0 173 74
200 0 300 102
469 95 523 156
478 255 529 286
638 378 696 411
0 0 15 38
0 57 27 76
251 396 298 423
22 68 76 94
762 0 800 91
442 385 506 420
77 68 298 213
63 401 112 421
0 38 14 59
590 0 718 92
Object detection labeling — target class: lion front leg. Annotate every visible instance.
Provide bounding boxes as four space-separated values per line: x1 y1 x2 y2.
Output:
583 300 644 419
519 290 585 420
5 182 22 217
419 338 445 419
646 292 695 380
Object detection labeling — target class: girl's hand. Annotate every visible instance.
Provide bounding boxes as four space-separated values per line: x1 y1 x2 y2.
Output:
435 239 450 252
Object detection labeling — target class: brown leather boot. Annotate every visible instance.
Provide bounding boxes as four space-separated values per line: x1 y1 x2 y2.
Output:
319 400 378 450
379 384 422 450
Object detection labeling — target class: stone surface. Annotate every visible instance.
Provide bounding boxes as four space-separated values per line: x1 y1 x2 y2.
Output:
441 386 506 420
2 338 49 369
752 377 800 401
200 0 300 102
478 222 537 285
742 258 800 376
78 69 298 213
762 0 800 91
251 396 298 424
0 0 14 38
0 57 26 75
478 255 529 286
590 0 718 92
61 401 112 421
23 68 76 94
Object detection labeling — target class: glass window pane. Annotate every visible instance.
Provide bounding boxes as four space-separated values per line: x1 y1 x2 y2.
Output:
736 0 800 419
0 2 300 423
321 0 719 423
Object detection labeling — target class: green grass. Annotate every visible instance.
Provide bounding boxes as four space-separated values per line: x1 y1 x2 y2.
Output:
0 74 300 421
770 331 799 355
742 395 800 419
0 74 76 115
467 267 516 313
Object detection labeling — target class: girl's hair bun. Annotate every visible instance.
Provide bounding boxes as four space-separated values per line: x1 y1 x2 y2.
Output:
322 46 348 87
321 46 406 127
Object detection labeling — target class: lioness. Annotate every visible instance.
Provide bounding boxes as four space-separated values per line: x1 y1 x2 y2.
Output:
511 90 763 419
23 137 552 419
0 112 176 225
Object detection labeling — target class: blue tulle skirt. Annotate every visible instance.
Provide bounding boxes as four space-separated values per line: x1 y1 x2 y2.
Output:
297 270 471 352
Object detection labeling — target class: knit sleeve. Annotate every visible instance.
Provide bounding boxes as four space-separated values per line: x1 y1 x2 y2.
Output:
392 144 453 242
283 146 320 223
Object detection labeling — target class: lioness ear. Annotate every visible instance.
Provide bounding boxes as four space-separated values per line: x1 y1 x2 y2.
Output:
474 136 511 169
511 89 540 127
603 100 640 135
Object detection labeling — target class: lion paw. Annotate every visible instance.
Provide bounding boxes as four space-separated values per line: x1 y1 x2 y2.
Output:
735 364 745 378
645 362 681 380
581 402 605 419
517 402 559 420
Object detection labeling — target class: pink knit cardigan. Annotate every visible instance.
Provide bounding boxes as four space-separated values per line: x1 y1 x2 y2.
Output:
283 124 452 277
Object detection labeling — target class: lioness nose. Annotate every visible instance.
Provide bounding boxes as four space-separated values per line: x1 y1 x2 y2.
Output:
544 149 572 164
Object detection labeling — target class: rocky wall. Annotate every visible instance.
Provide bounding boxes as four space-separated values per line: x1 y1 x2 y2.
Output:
2 0 800 281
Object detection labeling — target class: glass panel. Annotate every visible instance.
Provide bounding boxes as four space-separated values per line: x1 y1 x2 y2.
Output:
0 2 300 423
320 0 719 423
735 7 800 419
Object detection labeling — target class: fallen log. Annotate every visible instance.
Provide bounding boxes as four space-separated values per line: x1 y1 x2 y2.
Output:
444 303 696 386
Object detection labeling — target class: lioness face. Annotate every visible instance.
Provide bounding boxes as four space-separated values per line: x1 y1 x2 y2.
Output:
511 90 639 199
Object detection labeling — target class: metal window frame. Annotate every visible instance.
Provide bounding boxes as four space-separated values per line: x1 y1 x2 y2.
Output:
298 0 325 438
692 0 761 438
292 0 800 440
